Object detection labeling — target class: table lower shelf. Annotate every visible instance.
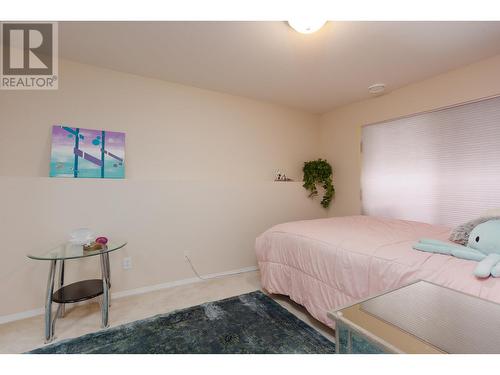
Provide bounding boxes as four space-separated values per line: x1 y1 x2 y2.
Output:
52 279 103 303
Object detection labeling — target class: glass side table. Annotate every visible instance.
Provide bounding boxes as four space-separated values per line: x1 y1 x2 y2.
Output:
27 240 127 343
328 280 500 354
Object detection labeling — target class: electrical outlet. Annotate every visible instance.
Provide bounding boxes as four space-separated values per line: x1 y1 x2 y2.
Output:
122 257 132 270
183 250 191 260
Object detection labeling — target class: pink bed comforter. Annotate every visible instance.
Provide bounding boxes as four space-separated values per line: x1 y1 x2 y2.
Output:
255 215 500 328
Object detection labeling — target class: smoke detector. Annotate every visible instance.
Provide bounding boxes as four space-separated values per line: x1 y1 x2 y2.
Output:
368 83 386 96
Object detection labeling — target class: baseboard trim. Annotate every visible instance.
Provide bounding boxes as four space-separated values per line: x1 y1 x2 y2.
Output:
112 265 258 299
0 307 46 325
0 265 259 325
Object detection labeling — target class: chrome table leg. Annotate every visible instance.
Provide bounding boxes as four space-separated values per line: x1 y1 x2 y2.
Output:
104 252 111 307
100 253 109 328
58 259 65 318
105 253 111 286
45 259 57 343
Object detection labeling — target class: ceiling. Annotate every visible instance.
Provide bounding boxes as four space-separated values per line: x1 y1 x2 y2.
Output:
59 21 500 114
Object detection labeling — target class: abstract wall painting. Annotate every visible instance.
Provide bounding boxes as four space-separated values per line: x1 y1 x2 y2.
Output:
50 125 125 178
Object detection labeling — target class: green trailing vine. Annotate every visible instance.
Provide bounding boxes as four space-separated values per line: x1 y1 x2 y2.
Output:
302 159 335 208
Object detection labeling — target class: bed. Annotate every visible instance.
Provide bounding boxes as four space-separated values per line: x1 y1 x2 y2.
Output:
255 215 500 328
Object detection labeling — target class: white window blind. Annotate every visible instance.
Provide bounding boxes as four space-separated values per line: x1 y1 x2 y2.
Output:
361 95 500 227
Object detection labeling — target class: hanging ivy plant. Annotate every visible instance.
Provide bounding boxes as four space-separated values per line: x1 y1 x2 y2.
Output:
302 159 335 208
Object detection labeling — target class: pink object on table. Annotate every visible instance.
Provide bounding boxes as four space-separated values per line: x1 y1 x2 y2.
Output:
95 237 108 245
255 215 500 328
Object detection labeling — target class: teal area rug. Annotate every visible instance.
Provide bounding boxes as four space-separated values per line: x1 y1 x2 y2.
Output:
29 291 335 354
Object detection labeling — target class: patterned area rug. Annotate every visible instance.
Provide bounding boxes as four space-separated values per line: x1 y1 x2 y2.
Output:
29 291 335 354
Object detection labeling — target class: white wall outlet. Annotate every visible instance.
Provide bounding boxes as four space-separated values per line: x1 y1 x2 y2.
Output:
183 250 191 259
122 257 132 270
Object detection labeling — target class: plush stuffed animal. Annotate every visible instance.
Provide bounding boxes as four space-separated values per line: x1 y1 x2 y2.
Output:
413 219 500 278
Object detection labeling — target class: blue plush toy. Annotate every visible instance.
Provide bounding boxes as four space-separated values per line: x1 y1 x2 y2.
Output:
413 219 500 278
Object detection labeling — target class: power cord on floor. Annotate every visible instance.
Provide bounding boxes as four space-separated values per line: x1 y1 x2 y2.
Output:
184 253 255 281
184 254 209 280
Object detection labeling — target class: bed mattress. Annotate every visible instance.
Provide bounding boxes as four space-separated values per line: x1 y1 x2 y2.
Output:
255 215 500 328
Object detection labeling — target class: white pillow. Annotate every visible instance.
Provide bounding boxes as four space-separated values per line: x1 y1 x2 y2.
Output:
481 208 500 217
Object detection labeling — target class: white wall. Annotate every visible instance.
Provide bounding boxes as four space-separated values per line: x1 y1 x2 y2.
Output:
0 60 325 317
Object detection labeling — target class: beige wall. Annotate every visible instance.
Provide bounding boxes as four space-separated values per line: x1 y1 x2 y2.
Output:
0 60 325 318
1 60 319 181
320 53 500 217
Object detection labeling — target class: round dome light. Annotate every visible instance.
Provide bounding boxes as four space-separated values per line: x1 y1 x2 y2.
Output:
288 20 327 34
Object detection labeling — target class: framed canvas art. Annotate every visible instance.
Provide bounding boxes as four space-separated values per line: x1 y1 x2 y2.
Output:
50 125 125 178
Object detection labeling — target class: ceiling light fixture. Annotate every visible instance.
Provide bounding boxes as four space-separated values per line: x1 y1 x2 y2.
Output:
368 83 386 95
288 20 327 34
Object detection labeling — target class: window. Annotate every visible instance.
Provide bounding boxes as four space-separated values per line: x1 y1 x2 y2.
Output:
361 95 500 227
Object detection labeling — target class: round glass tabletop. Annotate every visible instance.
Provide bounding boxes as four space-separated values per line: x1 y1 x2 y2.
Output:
27 240 127 261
